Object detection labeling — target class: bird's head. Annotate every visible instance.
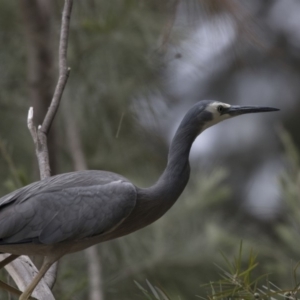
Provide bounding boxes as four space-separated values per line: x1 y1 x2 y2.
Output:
182 100 279 134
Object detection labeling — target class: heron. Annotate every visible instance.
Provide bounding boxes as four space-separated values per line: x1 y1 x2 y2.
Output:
0 100 278 300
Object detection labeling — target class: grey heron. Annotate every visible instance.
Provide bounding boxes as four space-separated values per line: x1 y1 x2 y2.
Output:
0 100 279 299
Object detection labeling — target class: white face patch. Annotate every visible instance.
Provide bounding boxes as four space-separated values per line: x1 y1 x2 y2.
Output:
201 101 231 132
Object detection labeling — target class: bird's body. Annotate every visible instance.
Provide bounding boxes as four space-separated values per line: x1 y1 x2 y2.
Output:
0 100 279 299
0 167 188 256
0 171 135 256
0 102 195 256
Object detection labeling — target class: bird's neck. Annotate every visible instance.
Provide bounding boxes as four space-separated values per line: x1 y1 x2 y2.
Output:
146 124 199 211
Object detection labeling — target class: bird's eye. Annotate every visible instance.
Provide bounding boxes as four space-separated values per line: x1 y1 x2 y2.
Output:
217 105 224 113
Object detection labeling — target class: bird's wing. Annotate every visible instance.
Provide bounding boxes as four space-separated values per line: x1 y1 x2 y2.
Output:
0 170 129 208
0 180 136 245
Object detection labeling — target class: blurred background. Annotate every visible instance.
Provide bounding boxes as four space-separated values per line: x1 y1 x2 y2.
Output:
0 0 300 299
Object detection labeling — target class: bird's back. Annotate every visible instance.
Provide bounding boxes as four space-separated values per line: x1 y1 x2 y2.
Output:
0 170 137 253
0 170 130 207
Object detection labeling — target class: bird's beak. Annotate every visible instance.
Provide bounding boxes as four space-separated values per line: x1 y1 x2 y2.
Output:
226 105 280 116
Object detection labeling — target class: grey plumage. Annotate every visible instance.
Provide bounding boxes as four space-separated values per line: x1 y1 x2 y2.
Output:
0 100 279 299
0 171 136 245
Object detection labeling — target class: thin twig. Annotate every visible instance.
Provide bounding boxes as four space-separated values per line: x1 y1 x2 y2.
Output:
116 112 125 138
41 0 73 135
28 0 73 181
38 0 73 289
0 0 73 298
25 0 73 291
27 107 37 144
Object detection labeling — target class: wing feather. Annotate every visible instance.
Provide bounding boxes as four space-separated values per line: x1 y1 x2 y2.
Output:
0 177 136 245
0 170 130 207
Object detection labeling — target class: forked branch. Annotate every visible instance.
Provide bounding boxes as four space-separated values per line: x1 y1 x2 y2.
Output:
1 0 74 299
28 0 73 180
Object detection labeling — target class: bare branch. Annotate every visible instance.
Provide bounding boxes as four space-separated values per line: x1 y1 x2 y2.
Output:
0 0 74 297
85 247 104 300
3 254 55 300
41 0 73 135
59 0 72 72
28 0 73 181
27 107 37 144
33 0 73 288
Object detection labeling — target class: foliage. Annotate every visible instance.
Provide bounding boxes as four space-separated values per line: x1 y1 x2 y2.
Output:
0 0 299 299
134 128 300 300
136 242 300 300
194 129 300 300
202 242 300 300
135 280 172 300
277 127 300 252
